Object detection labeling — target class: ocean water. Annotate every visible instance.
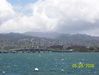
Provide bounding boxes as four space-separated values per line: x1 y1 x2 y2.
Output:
0 53 99 75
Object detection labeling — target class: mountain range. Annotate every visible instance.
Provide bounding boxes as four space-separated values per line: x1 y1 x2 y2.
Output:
24 32 99 46
0 32 99 50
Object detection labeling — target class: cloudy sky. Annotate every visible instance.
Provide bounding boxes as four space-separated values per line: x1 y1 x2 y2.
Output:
0 0 99 36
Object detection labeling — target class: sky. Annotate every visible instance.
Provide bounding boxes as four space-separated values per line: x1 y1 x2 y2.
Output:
0 0 99 36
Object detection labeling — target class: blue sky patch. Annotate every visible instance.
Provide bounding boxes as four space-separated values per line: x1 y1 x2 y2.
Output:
7 0 38 5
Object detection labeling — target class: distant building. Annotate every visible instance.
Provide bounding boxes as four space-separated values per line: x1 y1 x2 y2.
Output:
49 45 63 49
67 45 86 49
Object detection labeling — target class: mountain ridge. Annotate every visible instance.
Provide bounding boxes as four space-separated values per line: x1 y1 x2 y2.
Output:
23 32 99 46
0 32 99 50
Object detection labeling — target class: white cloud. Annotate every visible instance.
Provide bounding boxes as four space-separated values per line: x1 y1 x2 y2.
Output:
0 0 99 35
0 0 15 24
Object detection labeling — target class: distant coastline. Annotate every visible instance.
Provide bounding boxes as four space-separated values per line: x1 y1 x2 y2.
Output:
0 48 99 53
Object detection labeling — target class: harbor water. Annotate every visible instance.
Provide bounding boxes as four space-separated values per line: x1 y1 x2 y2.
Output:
0 53 99 75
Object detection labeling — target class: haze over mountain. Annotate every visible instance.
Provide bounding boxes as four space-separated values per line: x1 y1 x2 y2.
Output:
24 32 62 39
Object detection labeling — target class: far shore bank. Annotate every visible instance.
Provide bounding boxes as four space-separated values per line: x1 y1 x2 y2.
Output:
0 48 99 53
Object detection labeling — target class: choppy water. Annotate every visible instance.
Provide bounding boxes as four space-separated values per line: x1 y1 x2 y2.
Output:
0 53 99 75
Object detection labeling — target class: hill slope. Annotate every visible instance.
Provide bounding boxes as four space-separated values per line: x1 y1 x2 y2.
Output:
24 31 99 46
56 34 99 46
0 32 99 50
0 33 60 50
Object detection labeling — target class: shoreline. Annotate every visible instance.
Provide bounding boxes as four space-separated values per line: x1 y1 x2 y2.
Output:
0 48 99 53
